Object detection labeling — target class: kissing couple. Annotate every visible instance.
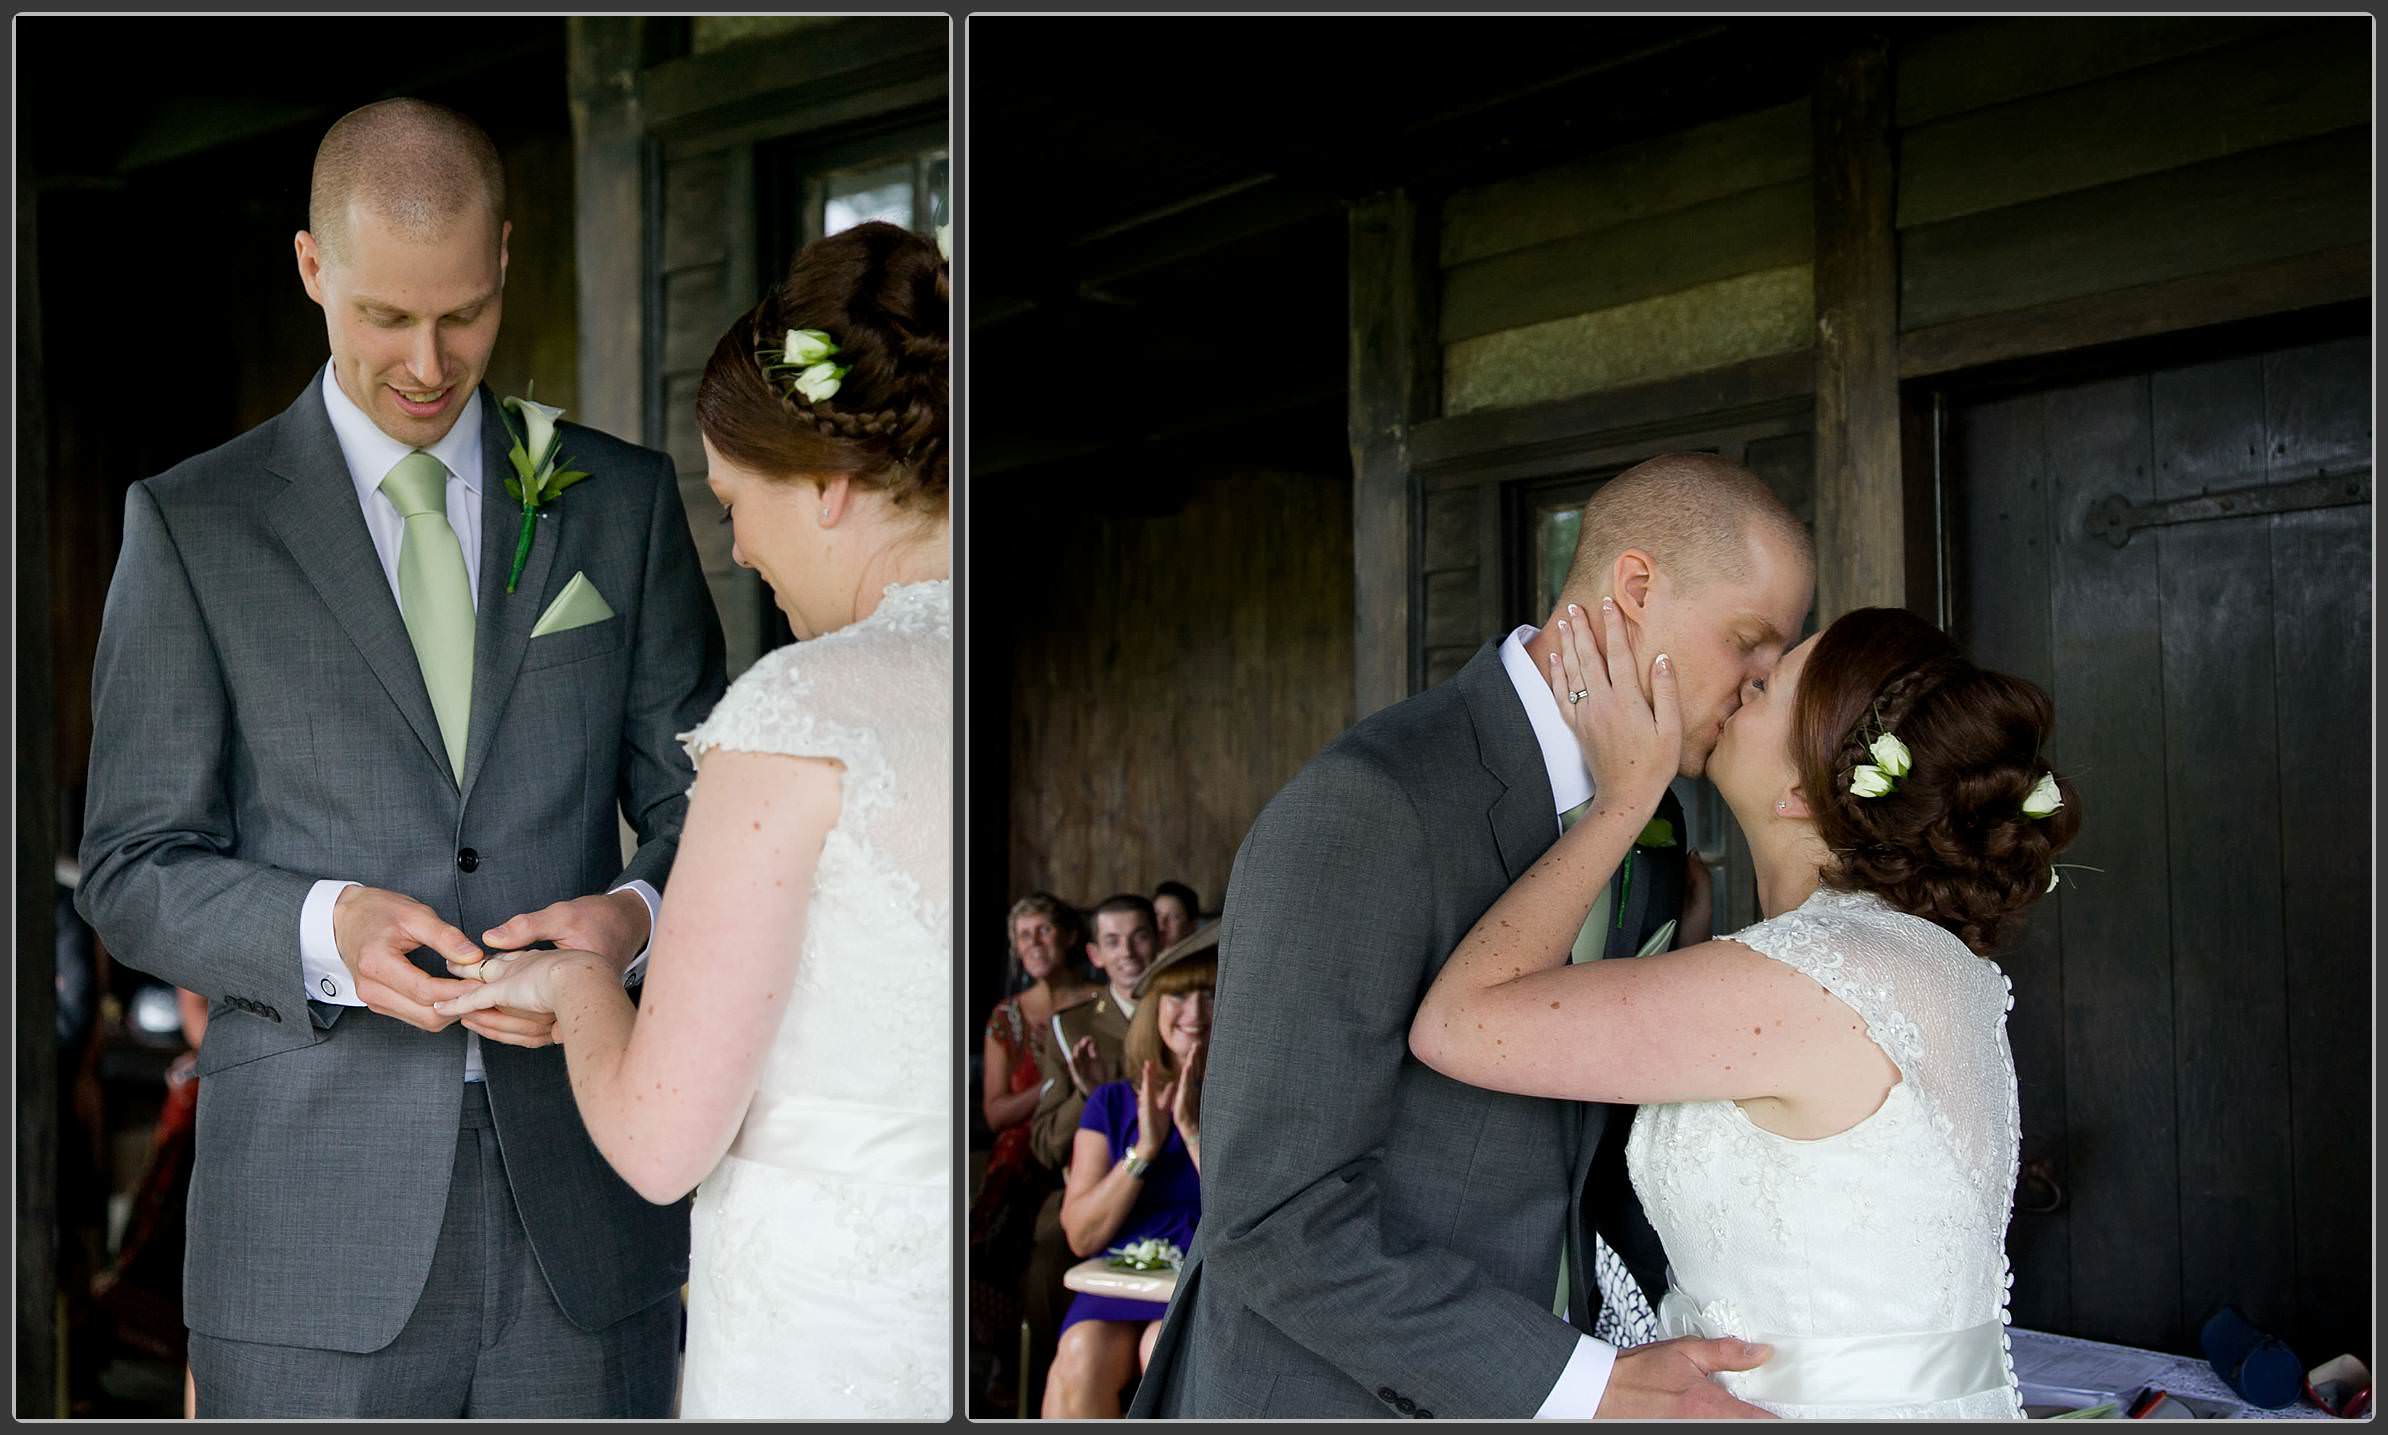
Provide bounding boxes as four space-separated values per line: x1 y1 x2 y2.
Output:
1135 452 2080 1420
78 98 950 1418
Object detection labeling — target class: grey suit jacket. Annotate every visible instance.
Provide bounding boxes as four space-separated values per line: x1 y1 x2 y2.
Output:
76 380 727 1352
1130 639 1628 1419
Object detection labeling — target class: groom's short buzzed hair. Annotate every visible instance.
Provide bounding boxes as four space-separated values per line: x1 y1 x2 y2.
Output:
1564 451 1812 598
309 98 506 263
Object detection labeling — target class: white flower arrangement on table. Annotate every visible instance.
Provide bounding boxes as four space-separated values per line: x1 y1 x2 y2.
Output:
1105 1237 1185 1272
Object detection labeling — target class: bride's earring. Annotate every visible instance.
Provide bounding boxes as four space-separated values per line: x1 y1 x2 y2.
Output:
1775 799 1788 814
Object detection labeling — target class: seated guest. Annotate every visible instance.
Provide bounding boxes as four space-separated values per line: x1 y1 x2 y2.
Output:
970 893 1093 1410
1043 924 1216 1418
1151 880 1200 950
1018 894 1155 1411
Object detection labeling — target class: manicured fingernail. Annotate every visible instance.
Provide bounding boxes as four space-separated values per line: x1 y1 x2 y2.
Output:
1569 603 1580 616
1602 596 1615 612
1656 653 1670 670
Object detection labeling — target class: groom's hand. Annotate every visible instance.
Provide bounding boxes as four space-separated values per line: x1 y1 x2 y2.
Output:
478 892 651 976
331 886 488 1033
1595 1337 1777 1420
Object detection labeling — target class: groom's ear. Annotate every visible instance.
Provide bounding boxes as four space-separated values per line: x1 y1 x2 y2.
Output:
295 231 328 307
1611 548 1657 622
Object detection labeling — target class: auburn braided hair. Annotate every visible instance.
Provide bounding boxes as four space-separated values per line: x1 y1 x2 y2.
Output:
696 220 948 510
1791 608 2083 955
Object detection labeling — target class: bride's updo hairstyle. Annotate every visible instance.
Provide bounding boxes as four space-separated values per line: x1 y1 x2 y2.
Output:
695 220 948 512
1793 608 2083 955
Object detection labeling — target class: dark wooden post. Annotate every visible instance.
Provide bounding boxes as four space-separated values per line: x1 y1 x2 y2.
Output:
1811 38 1908 623
568 17 660 446
1348 190 1439 718
17 174 60 1420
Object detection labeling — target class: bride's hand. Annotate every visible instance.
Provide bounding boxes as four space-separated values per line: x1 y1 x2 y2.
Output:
1548 595 1681 820
434 949 609 1027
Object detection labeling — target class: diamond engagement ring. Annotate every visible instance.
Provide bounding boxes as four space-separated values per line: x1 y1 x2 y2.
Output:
1568 688 1589 703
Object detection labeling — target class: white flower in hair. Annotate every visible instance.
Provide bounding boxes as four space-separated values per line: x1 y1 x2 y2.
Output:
2022 771 2063 818
1850 765 1895 799
783 328 838 366
793 361 845 404
1868 732 1912 779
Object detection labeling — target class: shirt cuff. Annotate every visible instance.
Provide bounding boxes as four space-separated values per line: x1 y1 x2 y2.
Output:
299 879 366 1006
610 880 660 987
1535 1335 1618 1419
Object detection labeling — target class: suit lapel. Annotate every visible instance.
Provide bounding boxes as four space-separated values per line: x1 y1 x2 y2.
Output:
1453 640 1560 884
263 381 454 787
459 390 561 802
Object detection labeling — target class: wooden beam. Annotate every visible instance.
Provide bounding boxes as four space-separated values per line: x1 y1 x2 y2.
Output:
1899 245 2370 378
568 17 660 446
639 15 947 138
1811 38 1908 622
1412 349 1814 486
1348 190 1439 718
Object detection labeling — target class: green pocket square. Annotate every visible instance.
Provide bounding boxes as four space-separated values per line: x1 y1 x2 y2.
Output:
531 571 615 637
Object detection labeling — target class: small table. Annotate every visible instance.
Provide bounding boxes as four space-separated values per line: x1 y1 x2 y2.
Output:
2010 1327 2336 1420
1062 1257 1179 1304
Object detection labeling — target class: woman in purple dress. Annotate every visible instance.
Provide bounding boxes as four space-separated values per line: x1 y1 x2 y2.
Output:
1042 930 1215 1418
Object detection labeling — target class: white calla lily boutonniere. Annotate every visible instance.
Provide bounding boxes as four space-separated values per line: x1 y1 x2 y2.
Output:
496 391 592 594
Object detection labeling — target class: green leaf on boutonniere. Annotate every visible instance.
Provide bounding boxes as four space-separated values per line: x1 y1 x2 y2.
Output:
1636 818 1677 849
539 466 590 503
504 477 524 502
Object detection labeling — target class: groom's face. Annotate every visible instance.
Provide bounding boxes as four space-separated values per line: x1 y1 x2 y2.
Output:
298 200 510 448
1642 528 1813 777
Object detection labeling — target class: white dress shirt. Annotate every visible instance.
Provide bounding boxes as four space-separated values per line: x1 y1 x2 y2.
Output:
297 364 656 1081
1500 625 1621 1418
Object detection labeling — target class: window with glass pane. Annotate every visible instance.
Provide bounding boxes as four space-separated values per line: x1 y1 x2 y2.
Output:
817 145 947 241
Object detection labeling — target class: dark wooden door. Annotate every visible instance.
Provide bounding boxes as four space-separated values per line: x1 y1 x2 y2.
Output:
1943 331 2369 1360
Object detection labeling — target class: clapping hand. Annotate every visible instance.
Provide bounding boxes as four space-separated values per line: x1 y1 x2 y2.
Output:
1072 1035 1117 1095
1133 1059 1178 1160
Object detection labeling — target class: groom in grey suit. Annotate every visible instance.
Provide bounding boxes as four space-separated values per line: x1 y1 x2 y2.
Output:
1131 454 1813 1419
76 100 724 1416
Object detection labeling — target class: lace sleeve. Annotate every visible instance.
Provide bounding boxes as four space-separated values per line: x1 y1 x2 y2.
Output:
677 641 896 825
1720 892 1928 1080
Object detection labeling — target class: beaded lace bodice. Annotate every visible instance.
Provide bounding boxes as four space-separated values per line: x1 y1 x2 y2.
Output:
1625 885 2024 1419
672 579 951 1418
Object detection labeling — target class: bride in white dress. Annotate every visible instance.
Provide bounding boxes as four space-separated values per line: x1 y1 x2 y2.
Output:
1413 599 2081 1419
439 221 950 1418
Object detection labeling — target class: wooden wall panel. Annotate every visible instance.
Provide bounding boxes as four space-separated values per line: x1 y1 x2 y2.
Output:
2262 337 2372 1362
1897 23 2366 230
2148 357 2298 1344
1007 469 1354 915
1901 131 2368 333
1894 16 2287 128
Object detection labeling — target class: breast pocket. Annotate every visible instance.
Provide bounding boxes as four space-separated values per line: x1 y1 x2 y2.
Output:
521 614 625 672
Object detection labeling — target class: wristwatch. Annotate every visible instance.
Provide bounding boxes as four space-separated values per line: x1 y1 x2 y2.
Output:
1121 1151 1153 1179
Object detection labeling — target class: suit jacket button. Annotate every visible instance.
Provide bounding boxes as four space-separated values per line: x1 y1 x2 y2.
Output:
1378 1388 1398 1404
263 1006 282 1023
457 848 479 873
1396 1396 1417 1414
1415 1410 1434 1420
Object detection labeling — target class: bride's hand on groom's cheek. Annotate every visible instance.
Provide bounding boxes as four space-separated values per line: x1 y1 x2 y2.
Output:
1548 596 1682 817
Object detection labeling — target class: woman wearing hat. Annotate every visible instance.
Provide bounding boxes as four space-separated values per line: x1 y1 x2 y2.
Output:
1042 923 1217 1418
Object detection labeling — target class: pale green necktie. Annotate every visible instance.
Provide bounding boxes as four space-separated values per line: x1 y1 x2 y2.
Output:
379 451 475 781
1554 796 1613 1319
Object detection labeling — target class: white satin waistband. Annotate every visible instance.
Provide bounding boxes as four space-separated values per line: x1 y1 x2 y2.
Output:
725 1099 947 1188
1660 1284 2009 1409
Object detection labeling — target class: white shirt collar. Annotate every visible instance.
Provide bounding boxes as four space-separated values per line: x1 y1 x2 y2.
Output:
320 362 485 506
1498 625 1593 816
